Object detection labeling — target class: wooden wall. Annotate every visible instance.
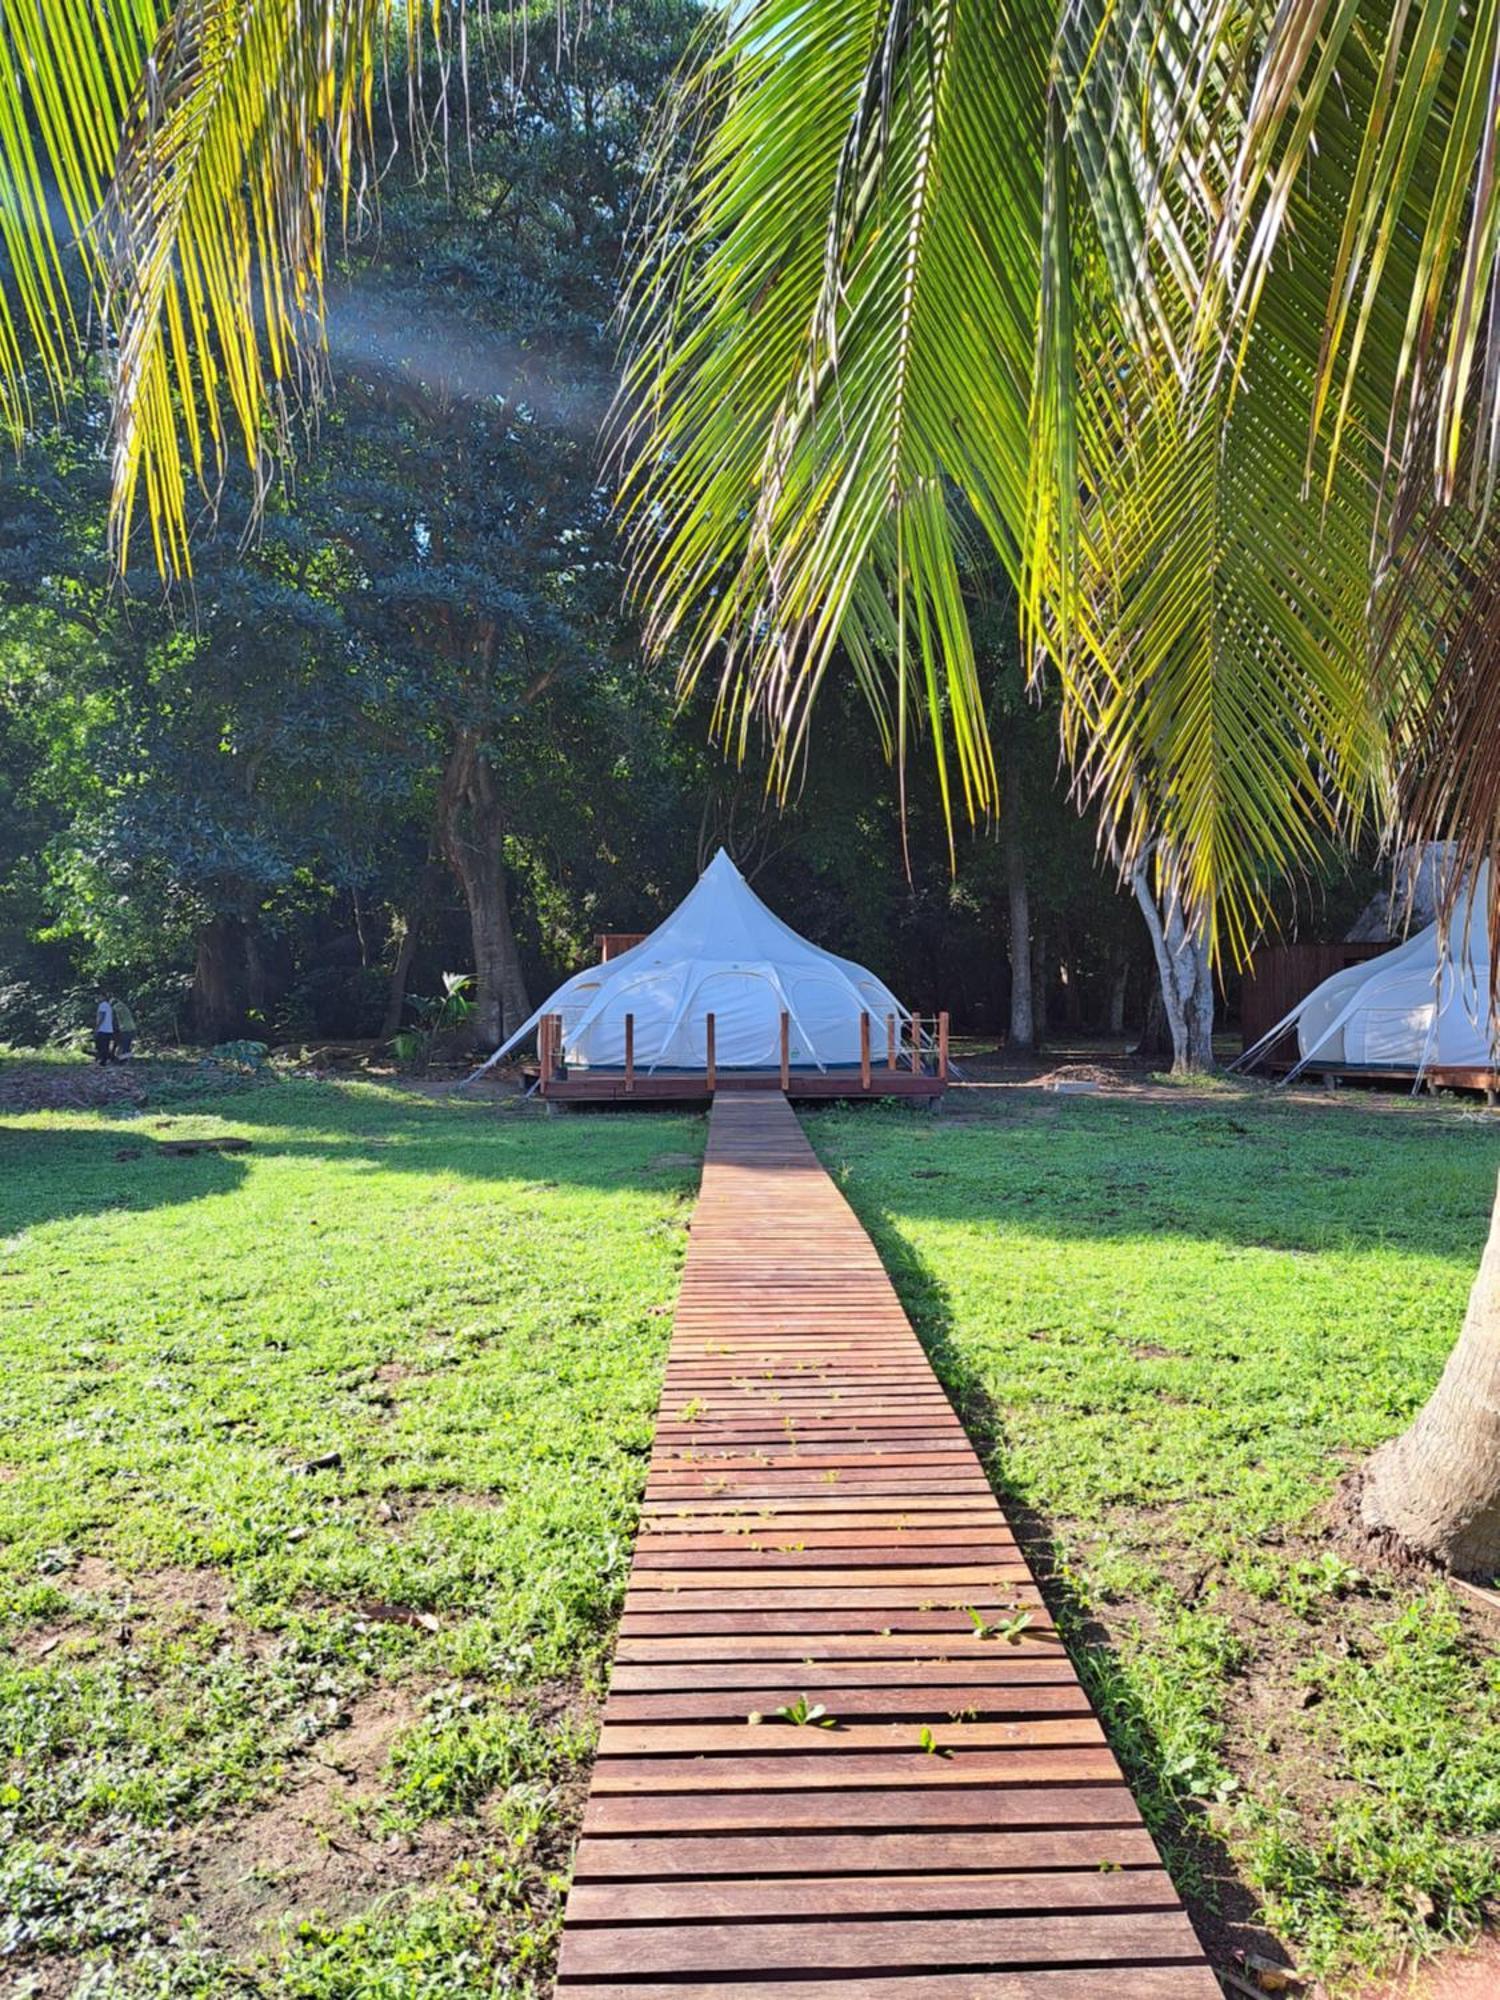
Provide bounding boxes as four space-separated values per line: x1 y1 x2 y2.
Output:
594 932 649 962
1241 941 1391 1055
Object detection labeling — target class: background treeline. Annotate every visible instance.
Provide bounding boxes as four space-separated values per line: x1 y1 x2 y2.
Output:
0 1 1375 1056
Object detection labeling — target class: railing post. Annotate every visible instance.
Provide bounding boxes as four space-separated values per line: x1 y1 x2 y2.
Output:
860 1011 871 1091
780 1012 790 1092
910 1015 921 1074
706 1013 716 1093
887 1013 897 1071
624 1012 635 1094
551 1013 564 1082
938 1010 950 1080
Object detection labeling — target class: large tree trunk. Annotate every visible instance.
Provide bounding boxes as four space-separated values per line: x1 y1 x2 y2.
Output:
192 916 247 1043
380 864 440 1041
1031 924 1049 1044
1004 792 1035 1051
437 731 531 1050
1107 948 1129 1037
243 926 273 1026
1356 1173 1500 1575
1131 847 1214 1072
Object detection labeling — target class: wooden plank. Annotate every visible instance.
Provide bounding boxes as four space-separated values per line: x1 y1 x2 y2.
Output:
570 1826 1162 1877
558 1911 1207 1978
558 1973 1218 1999
566 1867 1181 1921
603 1686 1095 1721
555 1095 1214 1996
581 1783 1150 1836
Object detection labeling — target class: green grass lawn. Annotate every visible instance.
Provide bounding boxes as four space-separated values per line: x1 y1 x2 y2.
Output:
6 1066 1499 1995
808 1086 1500 1988
0 1073 700 1998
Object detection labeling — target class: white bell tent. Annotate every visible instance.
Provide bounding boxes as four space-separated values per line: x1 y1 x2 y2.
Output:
477 849 909 1074
1244 866 1496 1077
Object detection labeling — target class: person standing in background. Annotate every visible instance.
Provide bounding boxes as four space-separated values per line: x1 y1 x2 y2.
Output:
112 995 136 1059
93 992 115 1064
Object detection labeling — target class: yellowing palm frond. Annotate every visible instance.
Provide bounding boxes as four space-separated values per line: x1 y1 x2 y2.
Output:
0 0 445 572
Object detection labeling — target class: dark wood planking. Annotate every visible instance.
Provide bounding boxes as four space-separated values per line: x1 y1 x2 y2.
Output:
608 1659 1084 1691
539 1067 944 1104
567 1867 1182 1921
604 1686 1095 1721
555 1095 1216 1997
570 1827 1163 1877
560 1974 1216 2000
581 1784 1155 1836
559 1911 1209 1977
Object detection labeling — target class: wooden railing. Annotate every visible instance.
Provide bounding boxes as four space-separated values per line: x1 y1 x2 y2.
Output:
538 1007 949 1093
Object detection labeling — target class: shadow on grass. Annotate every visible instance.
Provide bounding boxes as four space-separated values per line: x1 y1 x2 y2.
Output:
0 1077 709 1237
0 1128 250 1238
884 1227 1293 1977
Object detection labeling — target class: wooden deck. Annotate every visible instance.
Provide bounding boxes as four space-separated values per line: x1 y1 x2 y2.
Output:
1260 1058 1498 1097
535 1068 945 1105
556 1094 1220 1997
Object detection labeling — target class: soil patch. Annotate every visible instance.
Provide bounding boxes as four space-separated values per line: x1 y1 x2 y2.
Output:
156 1689 447 1947
1350 1938 1500 1997
18 1557 272 1663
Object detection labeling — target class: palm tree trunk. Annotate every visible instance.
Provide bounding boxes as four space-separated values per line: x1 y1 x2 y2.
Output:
1356 1173 1500 1575
1186 931 1215 1069
437 731 532 1050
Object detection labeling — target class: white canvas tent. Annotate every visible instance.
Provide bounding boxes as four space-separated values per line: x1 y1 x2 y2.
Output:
475 849 909 1075
1243 866 1496 1077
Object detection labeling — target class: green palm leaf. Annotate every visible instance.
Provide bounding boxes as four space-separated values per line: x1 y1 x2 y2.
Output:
613 0 1051 817
1202 0 1500 531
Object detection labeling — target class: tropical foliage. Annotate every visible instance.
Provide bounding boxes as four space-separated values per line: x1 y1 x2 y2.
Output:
612 0 1500 954
0 0 1493 959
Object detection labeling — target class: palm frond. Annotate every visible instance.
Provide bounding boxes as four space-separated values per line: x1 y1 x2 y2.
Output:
104 0 413 572
613 0 1051 815
0 0 159 436
1378 407 1500 978
1201 0 1500 532
0 0 456 572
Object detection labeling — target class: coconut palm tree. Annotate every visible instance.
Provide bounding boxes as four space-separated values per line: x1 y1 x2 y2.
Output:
606 0 1500 1571
0 0 1496 1563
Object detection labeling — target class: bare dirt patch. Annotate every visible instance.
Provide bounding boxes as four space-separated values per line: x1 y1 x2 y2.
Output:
1349 1938 1500 1998
18 1557 277 1664
155 1689 454 1949
0 1061 157 1113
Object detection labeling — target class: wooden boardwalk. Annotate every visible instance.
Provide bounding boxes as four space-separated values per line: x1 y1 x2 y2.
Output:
557 1094 1220 1998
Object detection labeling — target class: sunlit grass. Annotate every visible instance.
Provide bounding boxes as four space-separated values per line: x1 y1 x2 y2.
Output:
0 1077 701 1995
810 1089 1500 1985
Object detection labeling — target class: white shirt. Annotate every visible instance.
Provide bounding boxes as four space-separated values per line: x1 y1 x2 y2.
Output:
96 1001 114 1034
